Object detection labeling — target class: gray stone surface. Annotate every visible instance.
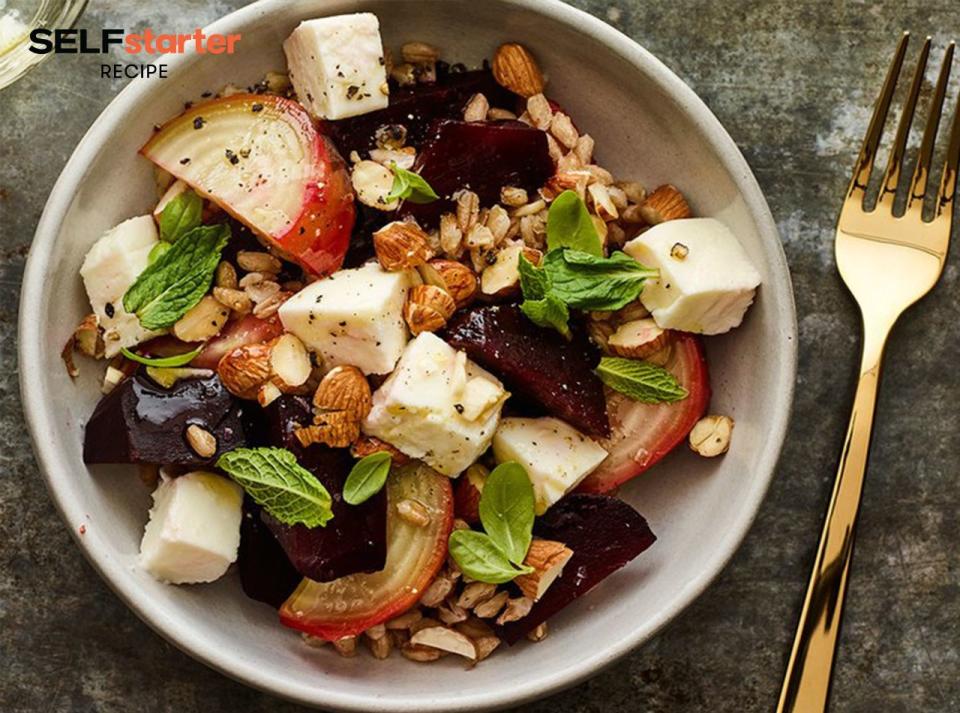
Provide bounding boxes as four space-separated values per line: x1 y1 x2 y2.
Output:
1 1 958 711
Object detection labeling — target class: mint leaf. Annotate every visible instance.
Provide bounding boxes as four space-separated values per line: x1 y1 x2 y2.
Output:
521 293 571 339
123 223 229 330
478 462 535 566
544 249 659 311
159 189 203 243
386 164 439 204
343 451 392 505
595 357 688 403
448 530 533 584
518 253 571 338
217 447 333 528
120 346 201 367
546 190 602 256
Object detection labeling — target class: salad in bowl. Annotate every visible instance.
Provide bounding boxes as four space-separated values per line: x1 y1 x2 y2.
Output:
64 11 762 664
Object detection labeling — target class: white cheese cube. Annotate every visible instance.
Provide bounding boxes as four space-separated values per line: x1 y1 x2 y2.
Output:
283 13 389 120
139 471 243 584
624 218 762 335
492 417 608 514
80 215 164 357
278 262 414 375
363 333 509 477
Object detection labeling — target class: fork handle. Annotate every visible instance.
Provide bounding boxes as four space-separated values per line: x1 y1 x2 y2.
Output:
776 322 891 713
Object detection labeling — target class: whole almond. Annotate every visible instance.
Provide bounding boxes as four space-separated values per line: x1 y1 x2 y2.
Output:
493 43 545 97
313 365 372 423
217 341 273 399
418 259 477 308
640 184 692 224
373 220 435 271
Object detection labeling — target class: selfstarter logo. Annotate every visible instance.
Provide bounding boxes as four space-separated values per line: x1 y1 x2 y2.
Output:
29 28 242 79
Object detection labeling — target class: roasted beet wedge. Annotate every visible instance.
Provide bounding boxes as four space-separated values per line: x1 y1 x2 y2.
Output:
578 333 710 493
83 370 246 467
402 120 554 227
444 305 610 437
324 70 513 157
280 463 453 641
260 395 387 582
238 500 301 609
498 494 656 644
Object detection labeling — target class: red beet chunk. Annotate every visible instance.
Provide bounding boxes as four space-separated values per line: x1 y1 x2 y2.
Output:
443 305 610 437
403 120 554 227
324 70 512 157
238 499 301 609
260 396 387 582
498 494 656 644
83 369 247 467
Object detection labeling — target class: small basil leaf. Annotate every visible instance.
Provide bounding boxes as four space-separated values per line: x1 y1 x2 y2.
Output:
159 189 203 243
386 164 439 204
123 223 230 330
448 530 533 584
546 190 602 256
595 357 688 403
120 346 201 367
478 462 535 566
343 451 392 505
217 447 333 528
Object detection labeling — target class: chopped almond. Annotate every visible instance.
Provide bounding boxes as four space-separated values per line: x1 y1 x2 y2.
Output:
514 539 574 601
410 626 477 660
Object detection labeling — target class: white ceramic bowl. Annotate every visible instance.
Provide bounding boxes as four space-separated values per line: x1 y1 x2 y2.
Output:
19 0 797 709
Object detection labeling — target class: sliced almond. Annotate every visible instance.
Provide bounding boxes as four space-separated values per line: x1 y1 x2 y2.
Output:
496 596 534 625
237 250 282 275
606 318 673 359
480 245 542 297
332 636 358 658
457 582 497 609
269 333 311 388
419 574 456 608
386 609 423 631
364 631 393 660
400 643 444 662
374 220 434 271
352 160 399 211
473 590 509 619
257 381 282 407
350 435 411 464
73 313 104 358
689 415 734 457
514 539 574 601
173 295 230 342
410 626 477 660
492 43 545 98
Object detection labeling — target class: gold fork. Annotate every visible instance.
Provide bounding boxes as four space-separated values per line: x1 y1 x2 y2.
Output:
777 32 958 713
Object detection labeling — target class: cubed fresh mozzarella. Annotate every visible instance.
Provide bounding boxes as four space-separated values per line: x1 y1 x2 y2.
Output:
139 471 243 584
80 215 163 357
278 261 414 375
492 417 608 514
283 13 389 120
363 333 509 477
624 218 762 335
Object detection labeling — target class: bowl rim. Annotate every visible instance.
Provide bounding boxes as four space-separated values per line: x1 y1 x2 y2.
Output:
18 0 798 709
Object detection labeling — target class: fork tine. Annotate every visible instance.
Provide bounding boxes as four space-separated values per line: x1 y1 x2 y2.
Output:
847 32 910 203
877 37 931 212
935 52 960 222
907 42 954 216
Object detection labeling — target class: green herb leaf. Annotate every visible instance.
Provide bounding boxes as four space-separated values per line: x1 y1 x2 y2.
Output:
386 164 439 204
343 451 392 505
546 190 603 256
123 224 230 330
120 346 201 367
159 189 203 243
543 249 659 311
217 447 333 527
448 529 534 584
595 357 688 403
518 253 571 338
148 242 171 264
478 462 535 565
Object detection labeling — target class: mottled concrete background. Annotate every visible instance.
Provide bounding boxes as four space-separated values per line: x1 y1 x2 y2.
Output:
1 1 958 711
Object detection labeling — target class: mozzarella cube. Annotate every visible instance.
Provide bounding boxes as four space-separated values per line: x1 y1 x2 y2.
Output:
492 417 608 514
80 215 163 357
283 13 388 120
139 471 243 584
363 333 508 476
278 262 414 375
624 218 762 335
